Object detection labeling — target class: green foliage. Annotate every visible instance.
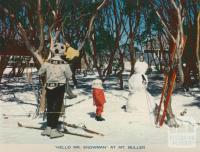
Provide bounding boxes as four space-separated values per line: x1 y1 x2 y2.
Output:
0 0 22 13
124 0 145 15
83 41 92 55
96 28 115 54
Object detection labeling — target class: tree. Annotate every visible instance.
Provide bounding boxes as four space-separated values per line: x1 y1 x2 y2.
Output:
151 0 187 127
197 11 200 82
85 0 128 89
181 0 200 87
124 0 143 76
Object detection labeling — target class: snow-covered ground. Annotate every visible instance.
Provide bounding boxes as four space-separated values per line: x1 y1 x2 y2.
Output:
0 67 200 152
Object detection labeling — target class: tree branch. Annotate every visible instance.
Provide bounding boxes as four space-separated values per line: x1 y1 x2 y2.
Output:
78 0 108 51
37 0 44 53
17 23 44 65
196 11 200 81
149 0 176 43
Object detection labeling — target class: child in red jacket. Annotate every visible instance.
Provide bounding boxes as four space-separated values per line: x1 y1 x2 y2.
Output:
92 79 106 121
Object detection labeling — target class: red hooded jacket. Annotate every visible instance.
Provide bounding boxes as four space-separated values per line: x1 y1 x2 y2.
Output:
92 88 106 106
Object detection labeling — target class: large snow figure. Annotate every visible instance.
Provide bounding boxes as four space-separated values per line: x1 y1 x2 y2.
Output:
39 42 79 139
126 56 155 123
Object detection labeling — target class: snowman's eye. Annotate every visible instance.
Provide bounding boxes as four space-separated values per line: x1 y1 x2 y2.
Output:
55 49 59 53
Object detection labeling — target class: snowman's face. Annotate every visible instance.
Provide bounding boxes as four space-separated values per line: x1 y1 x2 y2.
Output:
139 56 144 62
50 43 66 55
50 42 80 62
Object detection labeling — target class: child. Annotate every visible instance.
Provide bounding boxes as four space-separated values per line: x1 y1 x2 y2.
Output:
92 79 106 121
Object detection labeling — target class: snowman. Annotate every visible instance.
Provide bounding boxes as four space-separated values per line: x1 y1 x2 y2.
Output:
126 55 155 123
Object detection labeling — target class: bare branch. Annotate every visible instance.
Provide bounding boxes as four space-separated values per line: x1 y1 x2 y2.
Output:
17 23 33 51
171 0 185 49
196 11 200 80
17 23 44 65
149 0 176 42
37 0 44 53
78 0 109 51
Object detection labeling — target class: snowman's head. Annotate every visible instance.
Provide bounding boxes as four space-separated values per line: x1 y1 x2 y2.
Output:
139 55 144 62
50 42 80 63
50 43 66 56
134 60 148 74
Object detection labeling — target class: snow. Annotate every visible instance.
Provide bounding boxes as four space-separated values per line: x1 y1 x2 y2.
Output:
0 68 200 151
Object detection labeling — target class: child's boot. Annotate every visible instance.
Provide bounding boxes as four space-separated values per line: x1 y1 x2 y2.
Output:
95 115 105 121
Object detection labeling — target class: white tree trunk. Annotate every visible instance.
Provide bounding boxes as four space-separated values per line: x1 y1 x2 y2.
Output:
196 11 200 82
